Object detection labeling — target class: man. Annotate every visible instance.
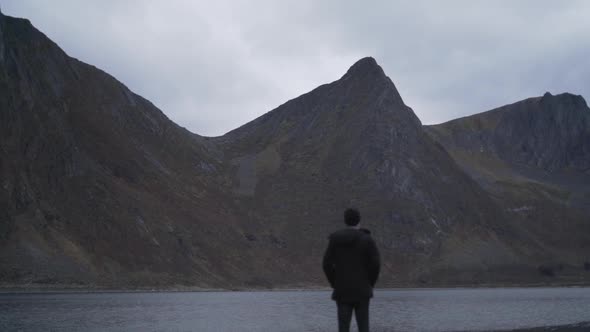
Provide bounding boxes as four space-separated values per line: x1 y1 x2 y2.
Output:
322 208 381 332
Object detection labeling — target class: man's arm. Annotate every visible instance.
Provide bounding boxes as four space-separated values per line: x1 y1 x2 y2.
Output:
366 237 381 287
322 240 336 288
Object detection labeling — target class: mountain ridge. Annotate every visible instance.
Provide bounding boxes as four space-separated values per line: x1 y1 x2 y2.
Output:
426 92 590 271
426 91 590 173
1 11 589 289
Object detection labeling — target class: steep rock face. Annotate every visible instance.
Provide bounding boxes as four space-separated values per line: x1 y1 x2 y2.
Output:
426 94 590 264
494 93 590 172
427 93 590 173
0 11 250 287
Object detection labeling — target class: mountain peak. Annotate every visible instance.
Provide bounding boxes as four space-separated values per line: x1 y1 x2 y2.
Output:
348 56 379 70
343 56 387 80
540 92 588 110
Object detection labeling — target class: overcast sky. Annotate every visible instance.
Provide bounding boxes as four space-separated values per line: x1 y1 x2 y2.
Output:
3 1 589 136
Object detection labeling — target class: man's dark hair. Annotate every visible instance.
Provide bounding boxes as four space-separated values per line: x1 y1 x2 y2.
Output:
344 208 361 226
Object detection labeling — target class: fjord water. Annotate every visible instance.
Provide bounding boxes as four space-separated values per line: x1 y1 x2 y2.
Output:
1 288 589 332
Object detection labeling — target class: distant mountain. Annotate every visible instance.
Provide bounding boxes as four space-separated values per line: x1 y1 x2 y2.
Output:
426 92 590 272
1 10 588 289
426 92 590 173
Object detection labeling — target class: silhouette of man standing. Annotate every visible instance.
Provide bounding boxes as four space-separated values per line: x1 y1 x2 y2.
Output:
323 208 381 332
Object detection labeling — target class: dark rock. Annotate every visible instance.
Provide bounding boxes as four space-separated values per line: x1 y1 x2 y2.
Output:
427 92 590 172
538 265 555 277
426 92 590 277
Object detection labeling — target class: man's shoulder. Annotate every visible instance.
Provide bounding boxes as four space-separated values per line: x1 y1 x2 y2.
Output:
359 228 372 235
328 228 366 246
358 229 377 247
329 228 353 237
328 228 374 243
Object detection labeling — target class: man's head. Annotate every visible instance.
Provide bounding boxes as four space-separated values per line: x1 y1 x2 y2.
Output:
344 208 361 227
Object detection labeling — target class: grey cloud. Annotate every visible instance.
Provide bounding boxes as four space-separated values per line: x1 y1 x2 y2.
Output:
3 0 589 135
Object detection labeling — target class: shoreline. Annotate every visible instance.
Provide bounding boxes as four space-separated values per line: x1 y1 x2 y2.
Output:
492 321 590 332
2 282 590 294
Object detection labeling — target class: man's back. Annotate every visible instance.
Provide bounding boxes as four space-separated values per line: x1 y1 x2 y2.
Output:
323 208 381 332
322 228 381 302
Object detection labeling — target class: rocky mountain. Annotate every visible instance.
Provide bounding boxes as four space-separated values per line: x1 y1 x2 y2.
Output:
426 93 590 274
1 11 588 289
0 11 252 288
213 56 522 286
426 92 590 174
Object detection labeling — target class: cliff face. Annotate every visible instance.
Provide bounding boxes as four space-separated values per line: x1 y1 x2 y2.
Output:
426 93 590 268
0 12 251 287
426 92 590 173
1 11 588 288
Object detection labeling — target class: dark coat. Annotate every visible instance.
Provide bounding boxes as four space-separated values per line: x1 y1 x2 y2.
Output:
322 228 381 302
